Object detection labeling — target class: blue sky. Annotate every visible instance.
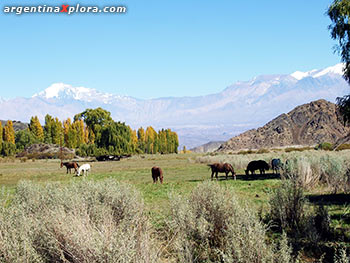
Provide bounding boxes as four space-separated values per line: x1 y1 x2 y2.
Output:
0 0 342 99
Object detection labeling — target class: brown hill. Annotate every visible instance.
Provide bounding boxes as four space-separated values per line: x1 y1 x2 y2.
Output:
0 120 28 132
217 99 350 152
190 141 225 153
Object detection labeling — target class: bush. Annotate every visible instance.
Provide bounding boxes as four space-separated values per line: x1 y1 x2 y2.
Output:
1 142 16 156
257 148 270 154
315 142 333 151
269 179 308 236
336 144 350 151
167 182 293 263
320 155 348 194
282 157 321 189
0 180 159 263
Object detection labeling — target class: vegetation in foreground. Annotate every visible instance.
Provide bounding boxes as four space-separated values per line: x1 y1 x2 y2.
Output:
0 151 349 262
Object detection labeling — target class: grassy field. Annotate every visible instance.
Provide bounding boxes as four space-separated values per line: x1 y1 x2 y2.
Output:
1 153 349 229
0 154 282 224
1 152 350 262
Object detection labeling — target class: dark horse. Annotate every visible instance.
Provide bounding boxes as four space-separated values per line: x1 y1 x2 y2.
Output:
208 163 236 180
60 161 79 174
245 160 269 176
151 166 163 184
271 158 282 174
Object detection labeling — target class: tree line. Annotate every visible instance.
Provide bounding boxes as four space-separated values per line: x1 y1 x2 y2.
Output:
0 107 179 157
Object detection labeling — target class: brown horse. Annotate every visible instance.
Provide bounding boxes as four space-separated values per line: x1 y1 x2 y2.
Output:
208 163 236 180
151 166 163 184
60 161 79 174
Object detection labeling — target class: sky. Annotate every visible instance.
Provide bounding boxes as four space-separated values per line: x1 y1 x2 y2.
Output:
0 0 342 99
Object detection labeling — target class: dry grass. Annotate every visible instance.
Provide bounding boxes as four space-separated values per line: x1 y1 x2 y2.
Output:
0 179 160 263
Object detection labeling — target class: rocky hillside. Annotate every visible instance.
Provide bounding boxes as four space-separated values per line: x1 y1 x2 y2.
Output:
217 99 350 152
0 120 28 131
190 141 225 153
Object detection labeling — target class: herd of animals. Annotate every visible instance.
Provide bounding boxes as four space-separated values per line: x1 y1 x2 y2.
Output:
60 158 283 183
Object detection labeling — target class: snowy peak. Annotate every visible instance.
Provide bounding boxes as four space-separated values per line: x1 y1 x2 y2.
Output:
290 63 344 80
32 83 128 104
33 83 98 100
313 63 344 78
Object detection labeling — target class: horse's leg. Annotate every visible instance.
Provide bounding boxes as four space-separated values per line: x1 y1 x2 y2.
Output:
211 171 214 180
226 172 228 180
216 172 218 180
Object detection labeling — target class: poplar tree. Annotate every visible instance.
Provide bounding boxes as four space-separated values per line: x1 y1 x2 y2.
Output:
44 114 54 144
137 127 146 153
52 118 63 145
3 120 15 144
29 116 44 142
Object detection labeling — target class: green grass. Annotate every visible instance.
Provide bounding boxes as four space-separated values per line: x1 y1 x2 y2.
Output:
0 154 280 224
1 153 349 234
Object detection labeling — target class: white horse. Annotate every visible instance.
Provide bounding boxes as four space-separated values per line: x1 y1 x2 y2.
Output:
76 163 91 176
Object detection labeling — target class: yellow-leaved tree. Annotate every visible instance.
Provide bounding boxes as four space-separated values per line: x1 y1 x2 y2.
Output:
3 120 15 144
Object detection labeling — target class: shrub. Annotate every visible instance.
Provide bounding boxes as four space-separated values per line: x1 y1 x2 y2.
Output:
167 182 293 263
315 142 333 151
257 148 270 154
237 149 256 155
1 142 16 156
336 144 350 151
284 147 313 153
282 157 321 189
0 180 160 263
269 179 308 235
320 155 348 194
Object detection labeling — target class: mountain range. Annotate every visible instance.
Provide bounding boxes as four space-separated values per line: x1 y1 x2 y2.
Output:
0 64 348 148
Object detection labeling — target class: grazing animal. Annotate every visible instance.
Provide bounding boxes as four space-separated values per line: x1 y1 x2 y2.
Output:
60 161 79 174
151 166 163 184
76 163 91 176
208 163 236 180
245 160 269 176
271 158 282 174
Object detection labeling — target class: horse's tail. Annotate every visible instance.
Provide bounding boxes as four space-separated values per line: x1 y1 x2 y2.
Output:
76 162 80 168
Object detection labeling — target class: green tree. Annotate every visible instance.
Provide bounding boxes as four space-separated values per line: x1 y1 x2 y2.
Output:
15 129 37 150
328 0 350 84
1 142 16 156
44 114 53 144
29 116 44 142
52 118 63 145
137 127 146 153
158 129 167 153
99 121 132 154
74 107 113 144
328 1 350 124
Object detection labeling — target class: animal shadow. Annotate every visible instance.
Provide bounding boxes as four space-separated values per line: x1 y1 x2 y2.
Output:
307 193 350 206
235 173 281 181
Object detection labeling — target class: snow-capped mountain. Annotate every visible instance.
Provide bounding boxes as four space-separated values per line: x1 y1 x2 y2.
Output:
0 64 348 148
290 64 343 80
